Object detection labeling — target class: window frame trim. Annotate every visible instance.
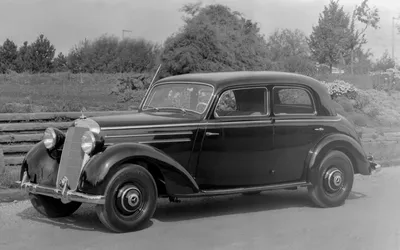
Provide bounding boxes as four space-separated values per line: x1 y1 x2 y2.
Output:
213 86 270 119
272 85 318 116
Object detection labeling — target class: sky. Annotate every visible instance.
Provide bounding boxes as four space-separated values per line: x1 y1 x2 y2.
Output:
0 0 400 61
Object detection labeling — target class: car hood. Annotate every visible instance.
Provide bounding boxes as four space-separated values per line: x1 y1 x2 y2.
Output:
90 111 200 129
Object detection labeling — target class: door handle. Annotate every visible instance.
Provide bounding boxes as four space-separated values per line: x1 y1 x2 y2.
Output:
314 127 324 131
206 132 220 137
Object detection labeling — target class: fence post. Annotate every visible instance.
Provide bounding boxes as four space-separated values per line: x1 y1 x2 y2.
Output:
0 147 4 174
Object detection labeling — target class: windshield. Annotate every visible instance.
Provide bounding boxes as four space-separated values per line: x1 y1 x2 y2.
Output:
142 83 214 114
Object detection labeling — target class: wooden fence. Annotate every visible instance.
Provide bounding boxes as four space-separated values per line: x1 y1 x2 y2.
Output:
0 110 137 170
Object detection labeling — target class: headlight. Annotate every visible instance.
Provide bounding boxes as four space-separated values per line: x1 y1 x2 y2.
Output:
81 131 104 155
43 128 64 150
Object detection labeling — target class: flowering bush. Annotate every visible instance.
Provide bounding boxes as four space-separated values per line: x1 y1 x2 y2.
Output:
319 80 357 99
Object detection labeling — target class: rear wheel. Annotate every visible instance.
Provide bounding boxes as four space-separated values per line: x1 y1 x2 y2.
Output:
30 194 81 218
96 164 158 233
308 150 354 208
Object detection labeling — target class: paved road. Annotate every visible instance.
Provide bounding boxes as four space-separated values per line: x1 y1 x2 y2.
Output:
0 167 399 250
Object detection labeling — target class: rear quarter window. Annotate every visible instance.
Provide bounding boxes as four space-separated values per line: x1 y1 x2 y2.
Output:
273 87 316 115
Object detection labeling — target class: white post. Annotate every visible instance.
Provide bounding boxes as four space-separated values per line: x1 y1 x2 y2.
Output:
0 147 5 174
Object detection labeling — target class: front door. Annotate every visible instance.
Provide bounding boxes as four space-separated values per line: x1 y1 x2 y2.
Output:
271 85 327 183
195 86 275 188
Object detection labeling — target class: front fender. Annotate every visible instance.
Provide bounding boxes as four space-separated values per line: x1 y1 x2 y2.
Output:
79 143 200 196
306 133 371 183
20 141 60 188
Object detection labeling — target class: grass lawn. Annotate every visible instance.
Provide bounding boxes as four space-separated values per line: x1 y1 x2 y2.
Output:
0 72 136 113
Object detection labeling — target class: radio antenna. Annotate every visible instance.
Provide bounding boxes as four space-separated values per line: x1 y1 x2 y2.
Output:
139 64 162 109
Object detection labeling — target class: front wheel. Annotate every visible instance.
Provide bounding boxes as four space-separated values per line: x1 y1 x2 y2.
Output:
30 194 82 218
308 150 354 208
96 163 158 233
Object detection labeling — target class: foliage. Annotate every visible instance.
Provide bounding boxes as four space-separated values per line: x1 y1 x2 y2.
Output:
53 52 68 72
15 41 31 73
66 35 159 74
371 73 400 92
266 28 316 76
110 73 152 102
371 50 395 72
160 3 272 76
0 39 18 73
308 0 351 72
320 79 358 99
346 0 380 74
29 34 56 73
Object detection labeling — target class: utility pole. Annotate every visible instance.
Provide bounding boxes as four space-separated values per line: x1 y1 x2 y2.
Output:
122 29 132 40
393 17 400 68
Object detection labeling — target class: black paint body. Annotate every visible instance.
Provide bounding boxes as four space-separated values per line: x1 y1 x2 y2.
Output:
21 71 372 198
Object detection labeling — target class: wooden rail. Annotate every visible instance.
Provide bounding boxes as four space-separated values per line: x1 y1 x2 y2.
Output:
0 110 137 167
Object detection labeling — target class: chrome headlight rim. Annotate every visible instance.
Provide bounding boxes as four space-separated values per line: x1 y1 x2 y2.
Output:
81 131 104 155
43 127 65 150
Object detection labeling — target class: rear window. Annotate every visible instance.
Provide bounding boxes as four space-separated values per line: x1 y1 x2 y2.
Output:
273 87 315 115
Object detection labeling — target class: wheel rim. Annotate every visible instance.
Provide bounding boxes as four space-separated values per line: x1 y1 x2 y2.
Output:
323 167 345 194
116 184 144 216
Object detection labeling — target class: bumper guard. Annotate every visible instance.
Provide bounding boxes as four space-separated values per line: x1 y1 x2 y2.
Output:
17 171 105 205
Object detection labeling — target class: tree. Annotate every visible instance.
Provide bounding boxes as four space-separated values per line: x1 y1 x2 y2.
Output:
15 41 31 73
29 34 56 73
372 50 395 72
347 0 379 74
308 0 351 73
266 28 316 76
53 52 68 72
0 39 18 73
161 3 272 76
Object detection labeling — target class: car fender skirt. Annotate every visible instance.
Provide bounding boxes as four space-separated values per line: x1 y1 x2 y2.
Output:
306 133 371 182
79 143 200 195
19 141 59 188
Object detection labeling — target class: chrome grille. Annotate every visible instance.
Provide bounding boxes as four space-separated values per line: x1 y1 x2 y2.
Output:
56 127 89 191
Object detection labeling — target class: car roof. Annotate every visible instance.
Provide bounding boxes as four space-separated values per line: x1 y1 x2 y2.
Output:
155 71 336 116
156 71 327 94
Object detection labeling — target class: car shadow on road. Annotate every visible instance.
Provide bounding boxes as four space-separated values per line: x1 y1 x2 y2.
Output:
16 204 154 233
153 189 367 222
16 189 367 232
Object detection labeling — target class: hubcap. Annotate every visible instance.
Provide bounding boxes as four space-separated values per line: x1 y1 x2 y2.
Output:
324 167 344 193
116 185 142 215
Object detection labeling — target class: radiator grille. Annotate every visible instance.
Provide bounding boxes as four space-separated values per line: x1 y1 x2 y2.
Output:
56 127 89 191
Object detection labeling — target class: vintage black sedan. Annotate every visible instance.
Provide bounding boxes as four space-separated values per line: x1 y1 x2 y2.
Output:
19 71 377 233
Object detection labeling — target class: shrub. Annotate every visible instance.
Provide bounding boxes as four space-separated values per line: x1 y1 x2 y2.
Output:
320 80 357 99
348 113 368 127
334 96 354 113
110 73 152 103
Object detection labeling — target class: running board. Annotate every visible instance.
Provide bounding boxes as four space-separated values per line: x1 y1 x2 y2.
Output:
174 181 310 198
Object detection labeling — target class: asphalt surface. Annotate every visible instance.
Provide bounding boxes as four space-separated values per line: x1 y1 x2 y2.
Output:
0 167 399 250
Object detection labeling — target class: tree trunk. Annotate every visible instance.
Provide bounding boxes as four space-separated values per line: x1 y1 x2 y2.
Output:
351 49 354 75
329 64 333 74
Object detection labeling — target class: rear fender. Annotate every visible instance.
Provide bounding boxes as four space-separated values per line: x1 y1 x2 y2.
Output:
79 143 200 196
305 133 371 184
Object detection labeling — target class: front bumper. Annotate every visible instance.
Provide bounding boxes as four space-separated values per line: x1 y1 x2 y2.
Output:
368 155 382 172
17 171 105 205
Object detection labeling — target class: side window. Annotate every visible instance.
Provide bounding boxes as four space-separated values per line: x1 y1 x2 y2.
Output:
273 87 315 115
215 88 267 117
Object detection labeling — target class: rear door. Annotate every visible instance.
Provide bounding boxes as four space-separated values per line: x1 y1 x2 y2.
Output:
271 85 327 183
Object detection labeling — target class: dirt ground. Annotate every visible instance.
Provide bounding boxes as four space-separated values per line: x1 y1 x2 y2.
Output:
0 167 399 250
